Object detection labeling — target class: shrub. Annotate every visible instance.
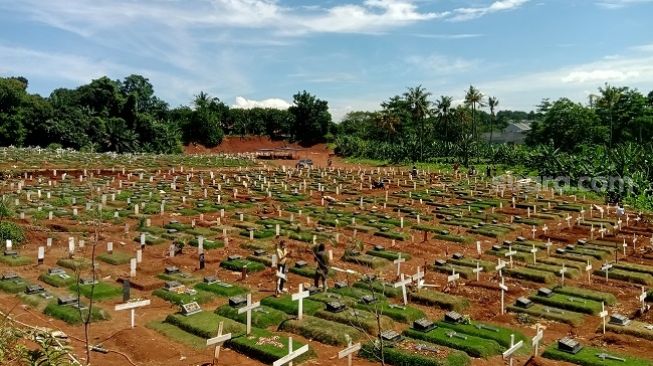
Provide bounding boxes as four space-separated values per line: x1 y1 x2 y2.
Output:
0 222 24 244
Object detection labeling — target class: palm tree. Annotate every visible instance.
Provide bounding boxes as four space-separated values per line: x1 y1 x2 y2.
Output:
375 111 400 141
464 85 485 139
404 85 432 161
597 83 622 147
488 96 499 144
435 96 453 142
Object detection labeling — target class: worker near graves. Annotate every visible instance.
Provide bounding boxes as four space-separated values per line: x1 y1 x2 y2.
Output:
616 204 625 219
313 243 329 291
276 239 289 294
412 165 418 178
486 165 491 178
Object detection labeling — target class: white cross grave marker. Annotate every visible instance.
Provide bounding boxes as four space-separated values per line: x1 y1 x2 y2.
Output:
206 321 232 366
585 260 593 284
599 302 609 334
531 245 539 264
473 261 483 281
238 293 261 335
502 334 524 366
495 259 506 277
601 262 613 282
559 264 568 286
338 338 361 366
272 337 309 366
532 324 544 356
413 267 425 290
291 284 310 320
115 299 150 328
448 269 460 286
393 254 405 277
499 277 509 315
393 273 411 306
639 286 648 313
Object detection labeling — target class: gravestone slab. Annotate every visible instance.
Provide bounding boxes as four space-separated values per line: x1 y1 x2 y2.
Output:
435 259 447 266
25 284 45 295
380 330 403 343
229 295 247 308
295 260 308 268
609 314 631 326
3 250 18 257
413 318 437 332
334 281 348 289
558 337 583 354
164 266 180 274
253 249 266 256
326 301 346 313
444 311 463 324
538 288 553 298
227 255 242 261
452 253 464 260
181 302 202 316
360 295 377 304
516 297 534 308
203 276 218 285
48 267 66 275
57 295 78 306
2 272 19 280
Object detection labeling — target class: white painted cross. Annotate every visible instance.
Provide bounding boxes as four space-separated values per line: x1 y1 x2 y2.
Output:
238 293 261 335
272 337 309 366
206 321 232 366
542 225 549 236
599 302 609 334
393 254 405 277
473 261 484 281
413 266 425 290
291 284 310 320
130 258 137 278
531 245 539 264
499 277 509 315
545 239 553 256
531 226 537 239
393 273 412 306
338 338 361 366
532 324 544 356
502 334 524 366
447 269 460 286
585 260 593 285
5 239 11 251
495 259 507 278
601 262 613 282
505 246 517 268
114 299 150 328
638 286 648 313
559 264 568 286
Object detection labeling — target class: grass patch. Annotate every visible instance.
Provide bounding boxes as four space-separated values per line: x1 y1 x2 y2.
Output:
194 282 248 297
436 321 528 350
342 253 389 269
505 267 556 284
279 315 362 346
507 303 584 326
157 273 200 285
404 327 503 358
315 308 395 335
260 295 324 316
43 302 110 325
188 238 224 250
0 278 28 293
542 343 652 366
97 251 132 265
0 255 32 266
147 320 205 348
354 301 425 323
353 281 402 298
152 288 216 305
594 268 653 286
360 340 471 366
409 290 469 312
70 282 122 301
366 249 411 261
215 304 288 329
56 258 91 271
552 286 617 305
606 320 653 341
219 259 266 273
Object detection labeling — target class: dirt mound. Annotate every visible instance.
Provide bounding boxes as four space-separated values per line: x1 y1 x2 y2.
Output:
184 136 323 154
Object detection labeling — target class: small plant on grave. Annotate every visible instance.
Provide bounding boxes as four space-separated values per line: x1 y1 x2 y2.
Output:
461 315 472 325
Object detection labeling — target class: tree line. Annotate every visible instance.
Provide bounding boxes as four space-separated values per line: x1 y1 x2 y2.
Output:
0 75 333 153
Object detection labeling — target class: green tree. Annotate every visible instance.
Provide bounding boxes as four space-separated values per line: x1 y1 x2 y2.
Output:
596 83 623 147
288 91 331 145
488 96 499 144
403 85 432 161
464 85 485 139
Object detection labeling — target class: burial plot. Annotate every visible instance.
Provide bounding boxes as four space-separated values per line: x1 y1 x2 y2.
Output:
0 272 28 294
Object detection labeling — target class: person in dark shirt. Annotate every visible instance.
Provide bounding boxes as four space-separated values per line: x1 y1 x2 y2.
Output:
313 243 329 291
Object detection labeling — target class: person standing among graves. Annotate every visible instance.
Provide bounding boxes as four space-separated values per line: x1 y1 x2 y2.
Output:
276 239 288 295
412 165 418 178
313 243 329 291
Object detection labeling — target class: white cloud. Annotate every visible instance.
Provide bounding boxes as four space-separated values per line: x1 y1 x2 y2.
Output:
412 33 484 39
450 0 530 21
232 96 291 110
406 54 478 74
595 0 653 9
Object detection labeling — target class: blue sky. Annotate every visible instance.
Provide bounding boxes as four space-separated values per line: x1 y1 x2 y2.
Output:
1 0 652 120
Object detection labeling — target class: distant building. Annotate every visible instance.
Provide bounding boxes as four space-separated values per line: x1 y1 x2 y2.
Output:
483 121 532 144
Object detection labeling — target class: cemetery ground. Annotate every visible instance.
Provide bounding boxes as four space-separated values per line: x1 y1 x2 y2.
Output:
1 147 653 366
